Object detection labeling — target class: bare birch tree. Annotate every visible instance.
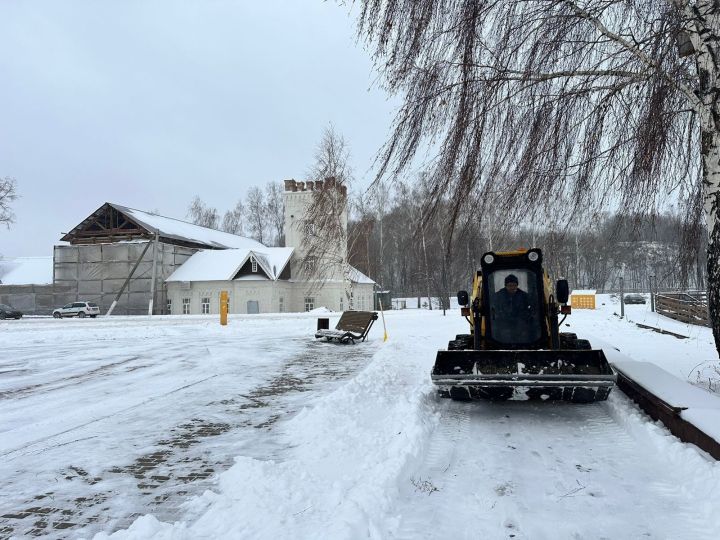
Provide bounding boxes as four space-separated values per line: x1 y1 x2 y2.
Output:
221 200 245 235
301 125 355 301
246 186 267 244
187 196 220 229
265 182 285 246
0 177 18 228
356 1 720 354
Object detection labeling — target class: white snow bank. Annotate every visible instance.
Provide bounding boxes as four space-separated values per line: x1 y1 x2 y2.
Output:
612 361 720 410
308 307 333 314
612 360 720 443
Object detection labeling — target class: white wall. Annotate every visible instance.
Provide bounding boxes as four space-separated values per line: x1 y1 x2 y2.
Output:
167 279 375 314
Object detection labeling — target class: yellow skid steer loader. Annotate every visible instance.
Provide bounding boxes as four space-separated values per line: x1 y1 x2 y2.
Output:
432 249 616 402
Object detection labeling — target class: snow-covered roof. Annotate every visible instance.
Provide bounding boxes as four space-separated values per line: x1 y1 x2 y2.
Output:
0 256 53 285
348 265 375 285
571 289 597 295
110 203 264 250
166 248 294 282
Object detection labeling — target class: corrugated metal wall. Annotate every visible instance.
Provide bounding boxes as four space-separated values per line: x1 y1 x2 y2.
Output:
53 242 196 315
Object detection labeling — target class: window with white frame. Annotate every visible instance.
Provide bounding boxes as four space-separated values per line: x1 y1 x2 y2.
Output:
201 297 210 314
250 256 257 273
167 298 172 314
182 298 191 315
279 296 284 313
304 297 314 312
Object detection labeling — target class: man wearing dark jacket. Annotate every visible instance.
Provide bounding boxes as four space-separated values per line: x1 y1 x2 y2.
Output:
493 274 532 342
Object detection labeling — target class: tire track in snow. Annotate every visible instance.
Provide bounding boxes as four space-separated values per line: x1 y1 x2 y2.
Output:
389 396 718 540
392 400 472 540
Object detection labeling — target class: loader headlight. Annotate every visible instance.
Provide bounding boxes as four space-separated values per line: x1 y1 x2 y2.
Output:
528 251 539 262
483 254 494 264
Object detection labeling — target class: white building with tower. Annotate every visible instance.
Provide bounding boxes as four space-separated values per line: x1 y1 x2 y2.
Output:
164 178 375 314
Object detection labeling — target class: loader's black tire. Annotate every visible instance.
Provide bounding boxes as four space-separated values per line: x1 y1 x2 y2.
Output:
449 386 472 401
449 334 473 350
575 339 592 350
477 387 514 401
559 332 578 349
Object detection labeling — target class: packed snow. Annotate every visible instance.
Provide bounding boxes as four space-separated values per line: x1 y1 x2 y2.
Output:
1 295 719 539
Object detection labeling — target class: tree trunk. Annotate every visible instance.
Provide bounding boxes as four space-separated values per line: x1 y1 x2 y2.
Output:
703 127 720 355
421 222 433 310
693 0 720 356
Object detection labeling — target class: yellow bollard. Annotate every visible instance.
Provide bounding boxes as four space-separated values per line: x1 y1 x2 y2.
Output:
378 298 389 342
220 290 228 326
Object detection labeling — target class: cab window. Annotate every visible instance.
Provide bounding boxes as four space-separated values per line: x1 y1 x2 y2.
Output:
487 269 541 344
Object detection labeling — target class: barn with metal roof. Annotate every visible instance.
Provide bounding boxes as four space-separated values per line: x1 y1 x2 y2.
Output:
54 202 266 315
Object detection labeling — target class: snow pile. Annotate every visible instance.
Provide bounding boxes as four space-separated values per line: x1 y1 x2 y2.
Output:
308 306 333 314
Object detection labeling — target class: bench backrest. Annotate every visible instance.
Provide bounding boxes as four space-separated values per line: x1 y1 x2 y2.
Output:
335 310 378 335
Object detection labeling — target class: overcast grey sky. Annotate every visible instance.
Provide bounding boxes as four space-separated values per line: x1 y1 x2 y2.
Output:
0 0 398 258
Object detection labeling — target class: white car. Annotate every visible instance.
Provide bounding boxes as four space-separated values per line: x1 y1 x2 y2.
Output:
53 301 100 319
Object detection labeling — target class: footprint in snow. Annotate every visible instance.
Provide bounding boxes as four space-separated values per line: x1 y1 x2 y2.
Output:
495 482 514 496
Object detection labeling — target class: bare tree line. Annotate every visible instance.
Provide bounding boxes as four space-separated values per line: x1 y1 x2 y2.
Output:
348 177 707 305
186 182 285 246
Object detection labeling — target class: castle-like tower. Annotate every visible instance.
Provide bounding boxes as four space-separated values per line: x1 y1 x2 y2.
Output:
283 178 348 271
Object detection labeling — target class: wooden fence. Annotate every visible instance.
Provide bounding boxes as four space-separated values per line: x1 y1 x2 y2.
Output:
655 292 710 327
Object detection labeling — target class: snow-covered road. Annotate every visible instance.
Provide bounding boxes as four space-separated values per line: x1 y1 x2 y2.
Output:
0 314 378 538
2 298 720 539
392 396 715 539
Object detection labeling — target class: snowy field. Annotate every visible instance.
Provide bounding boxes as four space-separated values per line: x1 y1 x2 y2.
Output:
1 296 719 539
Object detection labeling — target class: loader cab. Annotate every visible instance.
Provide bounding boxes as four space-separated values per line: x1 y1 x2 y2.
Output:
480 250 547 349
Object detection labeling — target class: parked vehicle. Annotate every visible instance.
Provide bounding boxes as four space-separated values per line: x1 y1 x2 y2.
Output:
624 293 647 305
0 303 23 319
53 302 100 319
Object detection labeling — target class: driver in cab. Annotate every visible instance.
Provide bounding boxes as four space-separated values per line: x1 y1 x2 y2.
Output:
493 274 533 341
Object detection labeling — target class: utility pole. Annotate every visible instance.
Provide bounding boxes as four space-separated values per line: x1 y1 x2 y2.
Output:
650 274 656 312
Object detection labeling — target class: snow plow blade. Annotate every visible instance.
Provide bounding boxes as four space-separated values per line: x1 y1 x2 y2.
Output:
432 349 616 402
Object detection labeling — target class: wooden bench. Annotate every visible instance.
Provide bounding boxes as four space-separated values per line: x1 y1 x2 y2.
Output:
315 310 378 344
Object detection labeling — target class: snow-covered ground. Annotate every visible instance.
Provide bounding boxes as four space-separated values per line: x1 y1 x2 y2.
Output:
1 296 719 539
